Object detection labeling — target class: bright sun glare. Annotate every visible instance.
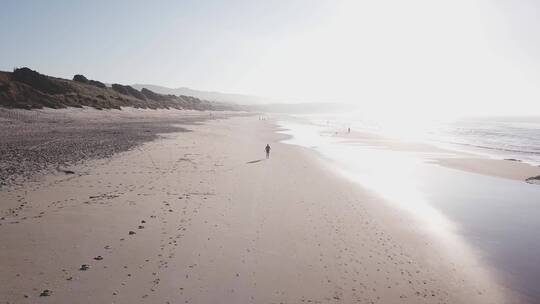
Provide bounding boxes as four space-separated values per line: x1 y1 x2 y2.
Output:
240 0 540 117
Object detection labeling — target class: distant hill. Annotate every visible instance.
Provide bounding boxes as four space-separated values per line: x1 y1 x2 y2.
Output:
246 102 358 114
130 84 355 113
132 84 270 105
0 68 241 111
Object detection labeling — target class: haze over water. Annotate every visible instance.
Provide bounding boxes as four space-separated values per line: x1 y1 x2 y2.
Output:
295 113 540 165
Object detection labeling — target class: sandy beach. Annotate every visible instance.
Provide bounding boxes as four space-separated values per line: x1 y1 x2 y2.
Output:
4 1 540 302
0 114 513 303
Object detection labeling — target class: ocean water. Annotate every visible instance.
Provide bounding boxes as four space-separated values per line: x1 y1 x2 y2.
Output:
278 115 540 304
291 113 540 166
434 116 540 165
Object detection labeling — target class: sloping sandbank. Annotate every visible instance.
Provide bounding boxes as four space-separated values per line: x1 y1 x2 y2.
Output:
434 158 540 183
0 116 508 303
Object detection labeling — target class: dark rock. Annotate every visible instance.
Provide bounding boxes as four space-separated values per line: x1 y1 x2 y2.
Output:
129 231 136 235
94 255 103 261
525 175 540 184
79 264 90 271
39 289 51 297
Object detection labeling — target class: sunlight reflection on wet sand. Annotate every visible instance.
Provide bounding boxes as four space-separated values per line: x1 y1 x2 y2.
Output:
277 120 520 302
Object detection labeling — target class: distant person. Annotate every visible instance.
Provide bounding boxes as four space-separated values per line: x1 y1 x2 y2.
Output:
348 127 350 133
265 144 271 159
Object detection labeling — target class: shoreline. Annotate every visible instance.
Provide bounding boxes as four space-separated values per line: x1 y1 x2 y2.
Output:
0 115 509 303
308 123 540 184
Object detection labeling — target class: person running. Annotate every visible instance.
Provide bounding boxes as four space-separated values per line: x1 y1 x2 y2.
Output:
265 144 271 159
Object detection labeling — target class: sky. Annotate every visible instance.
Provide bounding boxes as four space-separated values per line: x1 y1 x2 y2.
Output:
1 0 540 117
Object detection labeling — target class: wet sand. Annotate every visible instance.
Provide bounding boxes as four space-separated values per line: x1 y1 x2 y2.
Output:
280 119 540 303
434 157 540 183
0 116 508 303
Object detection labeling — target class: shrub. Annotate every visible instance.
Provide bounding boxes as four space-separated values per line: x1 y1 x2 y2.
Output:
88 80 106 88
73 74 89 83
12 67 71 95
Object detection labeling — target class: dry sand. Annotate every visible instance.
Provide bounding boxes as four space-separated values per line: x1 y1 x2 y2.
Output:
0 115 510 303
0 107 241 187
